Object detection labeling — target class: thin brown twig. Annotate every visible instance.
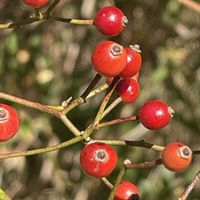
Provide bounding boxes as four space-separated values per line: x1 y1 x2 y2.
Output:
96 115 138 129
0 92 59 117
0 92 81 137
178 0 200 14
0 17 40 29
125 140 165 151
46 0 61 16
61 74 103 115
124 159 163 169
80 73 102 100
178 170 200 200
193 150 200 155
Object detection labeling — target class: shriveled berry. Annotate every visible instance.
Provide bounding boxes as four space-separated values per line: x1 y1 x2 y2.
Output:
120 45 142 78
116 78 140 103
80 142 118 177
114 181 140 200
138 100 174 130
92 41 127 77
23 0 49 8
162 142 192 171
0 104 20 142
94 6 128 36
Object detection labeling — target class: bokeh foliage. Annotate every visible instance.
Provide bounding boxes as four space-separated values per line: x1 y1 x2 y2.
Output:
0 0 199 199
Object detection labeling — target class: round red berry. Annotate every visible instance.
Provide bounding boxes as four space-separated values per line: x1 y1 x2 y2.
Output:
120 45 142 78
162 142 192 172
23 0 49 8
114 181 140 200
116 78 140 103
94 6 128 36
138 100 174 130
92 41 127 77
0 104 20 142
80 142 118 177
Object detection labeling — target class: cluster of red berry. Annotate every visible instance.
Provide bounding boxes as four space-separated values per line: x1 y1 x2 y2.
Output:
0 1 194 199
80 5 192 200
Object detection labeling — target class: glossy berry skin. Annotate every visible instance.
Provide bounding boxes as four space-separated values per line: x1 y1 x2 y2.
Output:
116 78 140 103
120 45 142 78
92 41 127 77
162 142 192 172
94 6 128 36
80 142 118 177
0 104 20 142
23 0 49 8
114 181 140 200
138 100 174 130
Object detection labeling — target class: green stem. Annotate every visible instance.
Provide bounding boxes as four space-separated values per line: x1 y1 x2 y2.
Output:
101 177 113 190
0 136 83 160
62 74 102 115
60 115 81 136
48 16 94 25
86 83 109 99
64 83 109 113
93 139 165 151
107 166 126 200
100 97 122 120
0 189 11 200
93 76 120 125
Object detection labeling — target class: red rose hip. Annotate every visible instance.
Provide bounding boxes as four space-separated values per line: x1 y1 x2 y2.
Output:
120 45 142 78
114 181 140 200
162 142 192 172
116 78 140 103
94 6 128 36
80 142 118 177
0 104 20 141
138 100 174 130
92 41 127 77
23 0 49 8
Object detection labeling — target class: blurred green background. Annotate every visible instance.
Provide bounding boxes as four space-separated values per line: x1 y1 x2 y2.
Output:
0 0 199 199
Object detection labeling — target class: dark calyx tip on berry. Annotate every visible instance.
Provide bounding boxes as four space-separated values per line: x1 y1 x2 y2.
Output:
129 194 140 200
0 108 8 121
110 44 123 56
129 44 141 53
122 16 128 27
96 150 108 162
179 146 192 159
